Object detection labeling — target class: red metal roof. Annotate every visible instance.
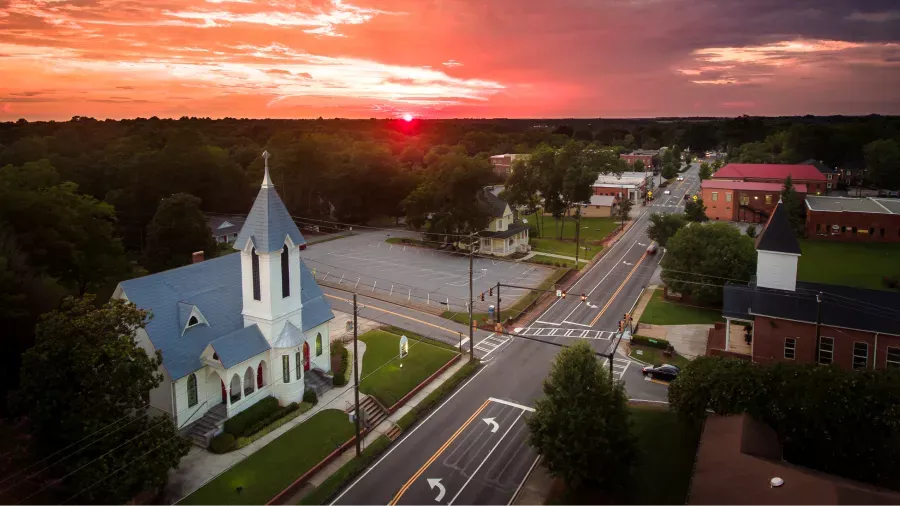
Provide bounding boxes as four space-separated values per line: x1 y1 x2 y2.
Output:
701 180 808 193
712 163 826 181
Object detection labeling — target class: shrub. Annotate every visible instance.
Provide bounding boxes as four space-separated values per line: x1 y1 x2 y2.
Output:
208 432 235 454
303 389 318 405
244 402 300 437
333 347 351 387
631 335 670 350
222 396 279 437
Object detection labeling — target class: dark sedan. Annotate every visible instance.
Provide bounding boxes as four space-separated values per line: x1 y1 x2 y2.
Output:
641 364 680 382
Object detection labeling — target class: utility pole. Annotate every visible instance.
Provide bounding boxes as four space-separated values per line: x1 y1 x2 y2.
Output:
574 207 581 268
496 281 501 326
353 293 361 456
468 233 475 361
814 292 822 364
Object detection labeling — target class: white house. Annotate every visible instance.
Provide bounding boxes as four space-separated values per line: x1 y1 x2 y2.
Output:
114 152 335 438
477 188 530 256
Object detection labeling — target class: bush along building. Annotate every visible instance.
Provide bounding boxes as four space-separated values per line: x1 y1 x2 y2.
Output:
712 201 900 369
113 152 335 444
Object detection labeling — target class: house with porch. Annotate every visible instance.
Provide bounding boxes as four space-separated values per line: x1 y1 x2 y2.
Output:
114 152 335 442
477 188 530 256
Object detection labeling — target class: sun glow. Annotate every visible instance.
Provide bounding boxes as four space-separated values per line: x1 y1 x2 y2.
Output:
402 113 413 122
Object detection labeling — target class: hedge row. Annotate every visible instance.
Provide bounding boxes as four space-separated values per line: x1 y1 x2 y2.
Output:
332 346 351 387
631 335 671 350
222 396 279 437
397 360 481 431
209 401 313 453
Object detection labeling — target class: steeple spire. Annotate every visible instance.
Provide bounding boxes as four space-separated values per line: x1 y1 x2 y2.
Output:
262 150 274 188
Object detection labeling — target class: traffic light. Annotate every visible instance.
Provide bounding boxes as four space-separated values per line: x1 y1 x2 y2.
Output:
480 293 485 301
581 293 587 301
618 320 624 332
489 288 493 297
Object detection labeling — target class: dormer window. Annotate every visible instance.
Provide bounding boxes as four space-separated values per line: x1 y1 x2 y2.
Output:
188 315 199 327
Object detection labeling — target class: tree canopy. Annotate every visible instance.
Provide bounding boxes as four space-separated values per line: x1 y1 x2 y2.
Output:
864 139 900 190
647 212 686 247
12 296 191 503
780 175 805 237
683 197 709 223
527 341 635 495
661 222 756 304
145 193 217 272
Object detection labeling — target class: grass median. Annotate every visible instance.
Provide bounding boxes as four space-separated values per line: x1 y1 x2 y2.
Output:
441 267 569 325
638 288 723 325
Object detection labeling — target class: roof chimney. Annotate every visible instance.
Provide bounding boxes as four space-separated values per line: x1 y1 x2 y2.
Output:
192 251 204 264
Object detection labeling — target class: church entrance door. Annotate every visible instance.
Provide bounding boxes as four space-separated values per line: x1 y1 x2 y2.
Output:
303 342 311 371
220 380 226 404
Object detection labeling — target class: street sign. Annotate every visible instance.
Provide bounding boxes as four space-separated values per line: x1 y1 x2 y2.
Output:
556 289 562 297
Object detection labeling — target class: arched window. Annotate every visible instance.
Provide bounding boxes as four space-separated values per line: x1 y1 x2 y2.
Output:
243 367 254 396
316 333 323 356
281 245 290 298
295 352 302 380
251 248 261 301
187 373 198 407
188 315 199 327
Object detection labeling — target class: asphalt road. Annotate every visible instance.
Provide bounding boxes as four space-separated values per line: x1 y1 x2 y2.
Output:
332 163 703 506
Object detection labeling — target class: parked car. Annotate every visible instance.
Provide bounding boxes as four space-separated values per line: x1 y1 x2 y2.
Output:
642 364 680 382
646 242 658 254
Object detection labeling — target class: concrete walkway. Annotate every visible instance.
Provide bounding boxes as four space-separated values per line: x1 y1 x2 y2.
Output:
521 251 590 263
630 285 713 359
163 338 369 504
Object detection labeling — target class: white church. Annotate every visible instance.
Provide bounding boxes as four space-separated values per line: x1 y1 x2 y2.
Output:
114 152 335 438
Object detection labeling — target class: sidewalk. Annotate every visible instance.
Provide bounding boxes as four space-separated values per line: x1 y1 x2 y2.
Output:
163 339 368 504
521 251 590 263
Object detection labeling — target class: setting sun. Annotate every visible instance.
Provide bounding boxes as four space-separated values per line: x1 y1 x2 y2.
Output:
402 113 414 122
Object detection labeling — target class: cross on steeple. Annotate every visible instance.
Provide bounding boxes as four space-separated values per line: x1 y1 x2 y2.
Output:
261 150 273 188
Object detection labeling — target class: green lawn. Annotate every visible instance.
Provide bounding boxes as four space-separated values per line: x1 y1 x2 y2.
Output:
639 288 723 325
798 240 900 291
524 214 619 257
545 405 701 505
629 344 691 369
358 329 457 407
441 267 569 325
179 410 354 505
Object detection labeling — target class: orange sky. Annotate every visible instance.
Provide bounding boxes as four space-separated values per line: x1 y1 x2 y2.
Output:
1 0 899 120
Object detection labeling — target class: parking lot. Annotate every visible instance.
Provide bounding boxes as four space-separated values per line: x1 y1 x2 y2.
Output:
299 231 554 314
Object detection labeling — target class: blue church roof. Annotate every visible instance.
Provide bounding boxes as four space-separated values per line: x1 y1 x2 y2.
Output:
118 253 334 381
233 184 306 254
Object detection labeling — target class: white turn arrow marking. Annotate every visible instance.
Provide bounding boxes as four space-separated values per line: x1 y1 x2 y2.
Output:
623 261 633 266
483 417 499 433
638 242 646 246
427 478 445 502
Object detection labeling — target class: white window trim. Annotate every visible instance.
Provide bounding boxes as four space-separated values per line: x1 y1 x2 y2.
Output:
818 336 834 365
852 342 868 370
886 346 900 369
784 337 796 360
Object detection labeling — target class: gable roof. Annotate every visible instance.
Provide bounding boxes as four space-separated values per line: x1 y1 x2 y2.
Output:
234 182 305 253
210 325 270 369
206 214 246 239
713 164 826 182
801 158 836 174
756 202 802 255
477 188 510 218
118 253 334 380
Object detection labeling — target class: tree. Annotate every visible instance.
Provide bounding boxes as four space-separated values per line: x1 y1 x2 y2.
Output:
145 193 216 272
683 197 709 222
698 162 711 180
501 158 542 234
864 139 900 190
647 212 686 247
780 175 805 237
669 357 900 490
746 223 757 238
617 196 633 226
632 159 646 172
527 341 635 495
661 222 756 304
13 296 190 503
661 162 678 179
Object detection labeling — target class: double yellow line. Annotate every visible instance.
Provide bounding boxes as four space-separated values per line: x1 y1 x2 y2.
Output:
589 251 649 326
389 399 492 505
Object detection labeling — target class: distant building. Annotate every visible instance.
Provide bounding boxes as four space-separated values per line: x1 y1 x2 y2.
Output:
576 195 617 218
805 196 900 242
689 414 900 505
489 154 528 179
710 202 900 369
476 188 530 256
620 149 657 167
206 214 247 244
712 163 829 194
593 171 651 203
701 180 808 223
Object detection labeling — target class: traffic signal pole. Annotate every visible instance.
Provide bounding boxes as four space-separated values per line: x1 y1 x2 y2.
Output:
496 281 501 326
468 233 475 361
353 293 361 456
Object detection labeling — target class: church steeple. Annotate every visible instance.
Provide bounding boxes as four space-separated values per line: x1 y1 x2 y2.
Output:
234 151 307 338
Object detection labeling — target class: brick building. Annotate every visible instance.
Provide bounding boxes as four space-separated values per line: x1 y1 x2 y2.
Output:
620 150 657 167
592 171 650 203
805 196 900 242
489 153 528 179
714 203 900 370
701 180 808 223
712 163 830 194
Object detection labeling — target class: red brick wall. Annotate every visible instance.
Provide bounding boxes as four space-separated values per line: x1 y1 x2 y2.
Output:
593 187 623 197
751 316 900 370
806 210 900 243
621 154 654 166
701 188 808 222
